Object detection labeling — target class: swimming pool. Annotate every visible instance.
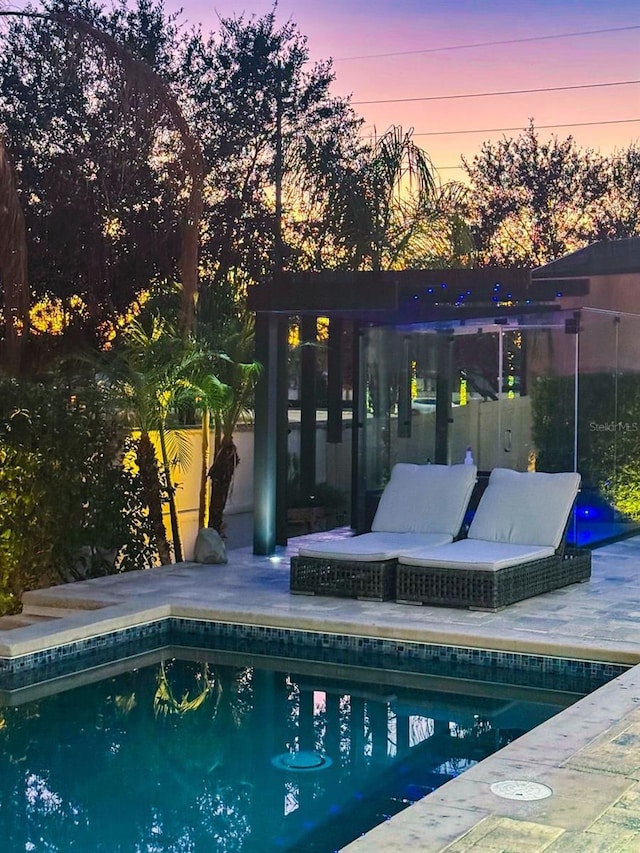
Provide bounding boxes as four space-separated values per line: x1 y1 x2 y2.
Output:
0 622 626 852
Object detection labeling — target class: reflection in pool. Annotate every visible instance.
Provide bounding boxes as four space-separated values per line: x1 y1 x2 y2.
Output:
0 650 600 852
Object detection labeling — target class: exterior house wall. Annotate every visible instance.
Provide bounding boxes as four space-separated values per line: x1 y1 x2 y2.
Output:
166 423 353 558
547 273 640 375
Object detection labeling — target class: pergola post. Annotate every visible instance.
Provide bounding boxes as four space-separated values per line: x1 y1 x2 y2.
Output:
327 318 343 444
435 333 454 464
253 312 281 554
299 315 317 498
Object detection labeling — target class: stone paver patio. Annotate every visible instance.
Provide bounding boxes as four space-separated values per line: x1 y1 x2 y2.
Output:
2 531 640 851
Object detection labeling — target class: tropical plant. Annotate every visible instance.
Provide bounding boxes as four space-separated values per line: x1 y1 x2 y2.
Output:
197 311 261 533
101 315 202 562
317 125 474 272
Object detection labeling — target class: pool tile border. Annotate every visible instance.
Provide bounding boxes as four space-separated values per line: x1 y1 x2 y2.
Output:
0 617 627 693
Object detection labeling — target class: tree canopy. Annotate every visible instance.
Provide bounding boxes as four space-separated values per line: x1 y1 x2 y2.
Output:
1 3 639 370
463 121 640 266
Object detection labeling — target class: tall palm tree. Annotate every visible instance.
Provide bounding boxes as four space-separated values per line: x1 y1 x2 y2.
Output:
325 126 474 271
103 317 199 563
200 312 261 534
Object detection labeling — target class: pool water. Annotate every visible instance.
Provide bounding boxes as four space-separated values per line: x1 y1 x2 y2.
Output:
0 649 595 852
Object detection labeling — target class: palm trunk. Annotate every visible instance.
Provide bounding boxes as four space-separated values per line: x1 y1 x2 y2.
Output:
198 408 210 529
207 435 239 534
137 431 172 565
157 424 183 563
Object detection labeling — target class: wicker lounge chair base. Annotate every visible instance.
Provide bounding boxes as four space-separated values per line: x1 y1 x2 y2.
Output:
395 547 591 611
289 555 397 601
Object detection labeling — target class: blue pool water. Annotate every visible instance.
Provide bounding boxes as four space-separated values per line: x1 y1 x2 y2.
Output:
0 635 617 853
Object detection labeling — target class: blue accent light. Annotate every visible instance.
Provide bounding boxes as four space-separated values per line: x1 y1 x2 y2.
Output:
492 296 499 302
556 291 563 297
507 293 512 299
494 284 501 291
577 504 601 521
466 290 472 295
412 294 419 300
427 287 434 294
404 783 428 800
441 282 447 288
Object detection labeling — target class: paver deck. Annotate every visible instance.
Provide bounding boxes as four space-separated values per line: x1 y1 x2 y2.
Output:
3 531 640 851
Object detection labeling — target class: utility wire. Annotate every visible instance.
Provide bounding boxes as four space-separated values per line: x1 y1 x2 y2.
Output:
336 25 640 62
408 117 640 138
353 79 640 106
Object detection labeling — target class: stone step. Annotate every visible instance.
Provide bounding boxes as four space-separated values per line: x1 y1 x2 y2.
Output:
20 603 93 619
0 613 58 631
21 588 112 619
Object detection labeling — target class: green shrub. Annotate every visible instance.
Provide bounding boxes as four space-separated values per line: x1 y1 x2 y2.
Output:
0 378 158 614
531 373 640 519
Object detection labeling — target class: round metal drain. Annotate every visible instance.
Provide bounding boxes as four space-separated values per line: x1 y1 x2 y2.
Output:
271 751 333 772
490 780 553 801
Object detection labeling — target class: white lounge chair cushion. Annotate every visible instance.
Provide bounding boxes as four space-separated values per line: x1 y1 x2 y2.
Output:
398 538 556 572
371 462 477 536
297 531 454 562
468 468 580 549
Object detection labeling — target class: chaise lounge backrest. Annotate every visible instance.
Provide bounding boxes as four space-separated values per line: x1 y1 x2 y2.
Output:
371 462 477 537
467 468 581 550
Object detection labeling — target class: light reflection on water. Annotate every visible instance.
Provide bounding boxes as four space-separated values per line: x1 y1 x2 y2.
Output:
0 651 585 852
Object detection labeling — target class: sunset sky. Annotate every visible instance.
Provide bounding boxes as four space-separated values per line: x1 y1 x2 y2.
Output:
167 0 640 180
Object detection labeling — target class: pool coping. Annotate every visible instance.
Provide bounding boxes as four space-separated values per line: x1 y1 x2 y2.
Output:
3 539 640 851
4 579 640 667
2 603 638 852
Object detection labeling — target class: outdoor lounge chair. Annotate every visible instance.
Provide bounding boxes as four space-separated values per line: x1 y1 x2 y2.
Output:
289 462 477 600
395 468 591 611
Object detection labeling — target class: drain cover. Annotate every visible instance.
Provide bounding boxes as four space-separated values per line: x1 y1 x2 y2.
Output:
490 780 553 801
271 751 333 772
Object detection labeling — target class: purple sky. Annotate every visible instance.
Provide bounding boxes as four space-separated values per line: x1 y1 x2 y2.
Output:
168 0 640 177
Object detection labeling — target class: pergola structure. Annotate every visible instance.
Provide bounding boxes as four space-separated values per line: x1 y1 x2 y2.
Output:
247 267 589 555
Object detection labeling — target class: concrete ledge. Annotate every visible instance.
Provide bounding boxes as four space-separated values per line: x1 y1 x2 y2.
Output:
343 665 640 851
0 601 172 658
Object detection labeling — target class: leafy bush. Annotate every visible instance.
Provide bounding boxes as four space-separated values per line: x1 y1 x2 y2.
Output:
531 373 640 519
0 378 158 614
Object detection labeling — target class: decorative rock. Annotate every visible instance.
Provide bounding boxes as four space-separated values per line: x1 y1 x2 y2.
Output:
194 528 227 564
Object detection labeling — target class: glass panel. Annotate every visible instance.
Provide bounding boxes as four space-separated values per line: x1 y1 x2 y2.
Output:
575 309 640 546
451 328 501 470
358 310 640 547
286 318 351 536
362 326 399 489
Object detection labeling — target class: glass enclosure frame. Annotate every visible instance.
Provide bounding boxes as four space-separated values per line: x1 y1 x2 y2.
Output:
355 308 640 547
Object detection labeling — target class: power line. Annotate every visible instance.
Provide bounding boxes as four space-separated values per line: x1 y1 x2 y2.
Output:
353 79 640 106
335 25 640 62
408 118 640 138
